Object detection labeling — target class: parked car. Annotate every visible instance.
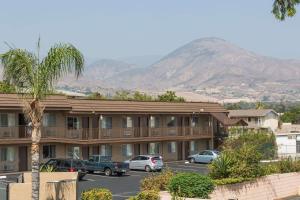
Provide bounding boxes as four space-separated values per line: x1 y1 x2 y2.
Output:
127 155 164 172
188 150 219 164
84 155 129 176
42 158 87 180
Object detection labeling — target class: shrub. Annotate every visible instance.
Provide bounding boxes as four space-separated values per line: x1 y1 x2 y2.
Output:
168 173 214 198
223 131 277 160
277 157 300 173
209 152 234 179
140 168 174 191
212 177 252 185
81 188 112 200
127 190 160 200
261 163 280 175
229 145 263 178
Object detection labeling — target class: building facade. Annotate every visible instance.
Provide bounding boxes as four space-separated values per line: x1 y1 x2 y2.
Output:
228 109 279 132
275 123 300 158
0 94 233 172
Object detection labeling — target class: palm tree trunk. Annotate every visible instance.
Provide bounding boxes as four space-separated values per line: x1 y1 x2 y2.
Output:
31 126 40 200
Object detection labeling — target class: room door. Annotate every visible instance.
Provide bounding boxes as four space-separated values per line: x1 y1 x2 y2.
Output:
19 146 28 171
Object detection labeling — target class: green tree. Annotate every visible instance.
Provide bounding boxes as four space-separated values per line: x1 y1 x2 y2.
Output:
132 91 153 101
0 40 84 200
157 91 185 102
280 106 300 123
255 102 266 109
272 0 300 20
113 90 131 100
0 81 15 93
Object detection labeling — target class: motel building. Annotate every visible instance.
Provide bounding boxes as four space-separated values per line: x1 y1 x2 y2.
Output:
0 94 238 172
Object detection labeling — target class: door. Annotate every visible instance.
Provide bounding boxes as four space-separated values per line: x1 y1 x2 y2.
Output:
18 146 28 171
185 141 190 159
92 116 99 139
82 146 89 160
82 117 89 139
177 142 183 160
134 144 140 156
18 114 27 138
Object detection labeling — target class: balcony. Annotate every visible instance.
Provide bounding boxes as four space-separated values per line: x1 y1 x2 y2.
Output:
0 126 213 144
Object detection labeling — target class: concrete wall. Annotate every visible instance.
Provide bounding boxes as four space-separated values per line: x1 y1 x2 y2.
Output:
160 172 300 200
210 172 300 200
9 172 78 200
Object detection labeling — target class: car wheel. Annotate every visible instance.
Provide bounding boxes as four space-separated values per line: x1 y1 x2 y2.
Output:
145 165 151 172
189 158 195 163
104 168 112 176
88 170 93 174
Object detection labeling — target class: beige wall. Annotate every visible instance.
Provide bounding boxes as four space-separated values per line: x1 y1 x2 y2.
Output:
210 172 300 200
10 172 78 200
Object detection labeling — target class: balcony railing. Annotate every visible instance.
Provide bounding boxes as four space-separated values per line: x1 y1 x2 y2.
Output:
0 126 212 140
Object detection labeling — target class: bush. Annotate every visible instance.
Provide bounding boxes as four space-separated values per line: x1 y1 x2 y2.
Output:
168 173 214 198
229 145 264 178
209 152 234 179
128 190 160 200
261 163 280 175
140 168 174 191
81 188 112 200
277 157 300 173
212 177 252 185
223 131 277 160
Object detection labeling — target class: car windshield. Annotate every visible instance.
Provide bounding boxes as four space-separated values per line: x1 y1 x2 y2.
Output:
212 150 220 155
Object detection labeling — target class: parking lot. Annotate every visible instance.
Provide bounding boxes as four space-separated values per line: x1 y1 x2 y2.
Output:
78 161 208 200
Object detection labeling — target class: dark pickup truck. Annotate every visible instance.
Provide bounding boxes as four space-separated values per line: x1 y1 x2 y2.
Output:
84 155 129 176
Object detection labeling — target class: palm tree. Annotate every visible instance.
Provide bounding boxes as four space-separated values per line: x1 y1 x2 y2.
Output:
0 40 84 200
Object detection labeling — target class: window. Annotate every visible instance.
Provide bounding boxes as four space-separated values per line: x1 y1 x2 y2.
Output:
191 117 199 127
101 117 112 129
166 116 176 127
168 142 176 153
67 117 79 130
122 144 133 157
297 141 300 154
148 143 159 155
0 147 15 162
122 116 133 128
43 145 56 159
100 144 112 156
150 116 160 128
43 113 56 127
67 146 80 159
0 113 15 127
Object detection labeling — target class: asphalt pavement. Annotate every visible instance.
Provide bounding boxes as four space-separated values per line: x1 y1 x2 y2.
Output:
78 161 208 200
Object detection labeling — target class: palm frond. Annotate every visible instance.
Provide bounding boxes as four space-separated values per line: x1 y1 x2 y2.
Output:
0 49 36 93
37 43 84 98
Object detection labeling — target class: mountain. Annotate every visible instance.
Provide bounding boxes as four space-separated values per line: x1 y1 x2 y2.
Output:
2 37 300 101
100 37 300 101
108 37 300 90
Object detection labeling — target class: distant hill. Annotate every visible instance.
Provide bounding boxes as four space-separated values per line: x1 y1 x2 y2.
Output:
2 37 300 101
107 37 300 92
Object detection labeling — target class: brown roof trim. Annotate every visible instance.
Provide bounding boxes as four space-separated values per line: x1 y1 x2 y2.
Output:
0 93 227 114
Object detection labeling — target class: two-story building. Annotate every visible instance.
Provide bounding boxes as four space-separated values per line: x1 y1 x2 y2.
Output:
228 109 279 132
0 94 237 172
275 123 300 158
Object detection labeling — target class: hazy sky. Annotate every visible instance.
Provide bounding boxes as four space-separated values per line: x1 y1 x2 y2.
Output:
0 0 299 61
